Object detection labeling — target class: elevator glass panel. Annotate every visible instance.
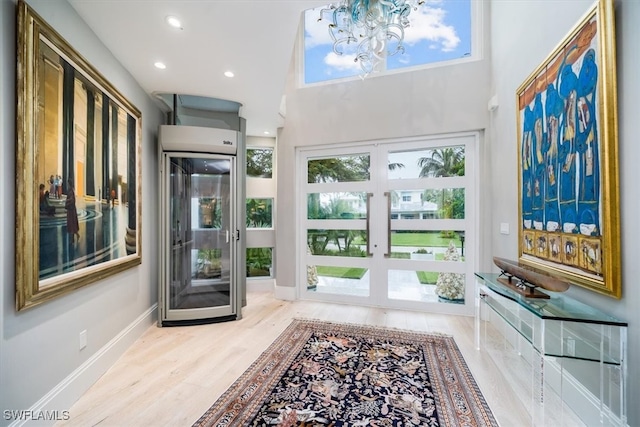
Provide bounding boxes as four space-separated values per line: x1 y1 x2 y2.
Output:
168 156 233 315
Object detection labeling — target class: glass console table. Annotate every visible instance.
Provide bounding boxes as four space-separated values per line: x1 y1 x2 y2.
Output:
475 272 627 426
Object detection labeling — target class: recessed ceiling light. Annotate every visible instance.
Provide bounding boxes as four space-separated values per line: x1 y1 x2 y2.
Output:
154 62 167 69
165 16 182 29
263 131 270 135
224 71 234 78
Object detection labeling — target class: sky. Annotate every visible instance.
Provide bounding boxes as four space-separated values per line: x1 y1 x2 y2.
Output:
304 0 472 84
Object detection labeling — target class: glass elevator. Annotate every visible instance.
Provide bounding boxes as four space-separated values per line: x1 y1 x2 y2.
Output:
158 121 246 326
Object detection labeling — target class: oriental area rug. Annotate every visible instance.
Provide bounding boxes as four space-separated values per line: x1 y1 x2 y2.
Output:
193 319 498 427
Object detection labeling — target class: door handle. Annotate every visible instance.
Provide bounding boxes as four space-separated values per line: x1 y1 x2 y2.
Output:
365 193 373 257
225 229 230 243
384 192 391 258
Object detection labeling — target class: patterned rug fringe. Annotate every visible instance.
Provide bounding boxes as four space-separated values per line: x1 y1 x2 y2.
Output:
292 317 454 338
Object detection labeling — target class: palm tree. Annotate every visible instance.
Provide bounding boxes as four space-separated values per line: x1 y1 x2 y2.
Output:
417 147 465 178
388 161 405 171
418 147 465 219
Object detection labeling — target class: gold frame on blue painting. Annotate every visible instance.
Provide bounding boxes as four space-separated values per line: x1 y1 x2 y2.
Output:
516 0 620 298
16 0 142 310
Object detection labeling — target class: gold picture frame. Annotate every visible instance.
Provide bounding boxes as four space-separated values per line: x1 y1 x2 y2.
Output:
16 0 142 310
516 0 620 298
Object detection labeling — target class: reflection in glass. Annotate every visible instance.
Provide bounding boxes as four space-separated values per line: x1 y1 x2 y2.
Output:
307 264 369 297
194 248 222 279
247 198 272 228
307 192 367 219
307 229 367 257
389 230 464 260
388 146 465 180
247 247 272 277
198 198 220 228
246 148 273 178
307 154 370 183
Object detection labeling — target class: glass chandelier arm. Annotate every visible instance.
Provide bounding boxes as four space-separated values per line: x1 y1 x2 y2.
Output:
318 0 425 77
333 35 358 55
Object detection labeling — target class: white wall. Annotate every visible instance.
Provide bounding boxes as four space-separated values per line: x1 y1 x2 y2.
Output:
0 0 163 424
489 0 639 425
276 0 493 295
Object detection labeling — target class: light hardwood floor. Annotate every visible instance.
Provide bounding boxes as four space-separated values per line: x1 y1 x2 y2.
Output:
56 291 533 427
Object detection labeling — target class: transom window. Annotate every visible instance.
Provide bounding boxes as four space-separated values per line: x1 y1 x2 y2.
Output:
303 0 473 85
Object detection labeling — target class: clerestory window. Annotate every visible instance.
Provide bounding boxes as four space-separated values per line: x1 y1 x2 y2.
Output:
303 0 474 85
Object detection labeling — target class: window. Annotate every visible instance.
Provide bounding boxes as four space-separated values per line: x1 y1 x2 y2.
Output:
247 248 272 278
402 195 411 202
303 1 473 84
307 154 370 183
247 198 273 228
247 148 273 178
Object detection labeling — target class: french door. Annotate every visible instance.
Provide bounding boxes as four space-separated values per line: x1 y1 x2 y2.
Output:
298 134 477 315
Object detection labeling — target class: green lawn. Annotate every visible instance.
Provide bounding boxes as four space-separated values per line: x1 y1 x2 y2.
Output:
389 252 410 259
391 231 461 247
416 271 439 284
316 266 367 279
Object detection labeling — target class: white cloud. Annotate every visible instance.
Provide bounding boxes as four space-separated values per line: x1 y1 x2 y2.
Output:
323 51 361 72
305 7 335 48
305 4 461 53
404 6 461 52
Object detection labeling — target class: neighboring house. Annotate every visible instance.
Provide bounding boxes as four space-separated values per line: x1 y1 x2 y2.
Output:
390 190 438 219
318 190 438 219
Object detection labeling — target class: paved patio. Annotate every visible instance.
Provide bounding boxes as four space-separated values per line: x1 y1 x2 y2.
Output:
312 269 445 303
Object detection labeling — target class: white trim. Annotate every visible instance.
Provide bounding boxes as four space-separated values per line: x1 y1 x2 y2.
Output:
246 278 275 292
9 304 157 427
274 284 296 301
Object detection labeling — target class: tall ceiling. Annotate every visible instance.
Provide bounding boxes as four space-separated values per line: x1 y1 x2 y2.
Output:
67 0 329 137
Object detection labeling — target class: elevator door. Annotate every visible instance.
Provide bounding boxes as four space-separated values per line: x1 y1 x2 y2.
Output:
162 154 236 323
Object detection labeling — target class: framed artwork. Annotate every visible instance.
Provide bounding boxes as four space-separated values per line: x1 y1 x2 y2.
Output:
16 0 142 310
516 0 619 298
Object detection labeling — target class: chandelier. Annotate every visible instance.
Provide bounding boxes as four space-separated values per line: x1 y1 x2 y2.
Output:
318 0 425 76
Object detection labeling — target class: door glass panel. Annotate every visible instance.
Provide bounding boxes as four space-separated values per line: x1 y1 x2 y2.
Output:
307 264 370 297
388 188 465 219
390 230 466 260
307 229 367 257
307 154 370 183
390 188 464 219
307 192 368 219
170 157 231 310
388 269 466 304
388 146 465 179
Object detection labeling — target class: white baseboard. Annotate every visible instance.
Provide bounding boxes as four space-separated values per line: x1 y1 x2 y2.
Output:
10 304 158 427
274 283 296 301
246 278 275 292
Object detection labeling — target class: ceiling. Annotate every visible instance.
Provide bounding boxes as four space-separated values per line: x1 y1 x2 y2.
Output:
67 0 329 137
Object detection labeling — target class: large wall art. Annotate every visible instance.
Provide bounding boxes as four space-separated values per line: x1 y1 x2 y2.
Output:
16 0 142 310
516 0 620 297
